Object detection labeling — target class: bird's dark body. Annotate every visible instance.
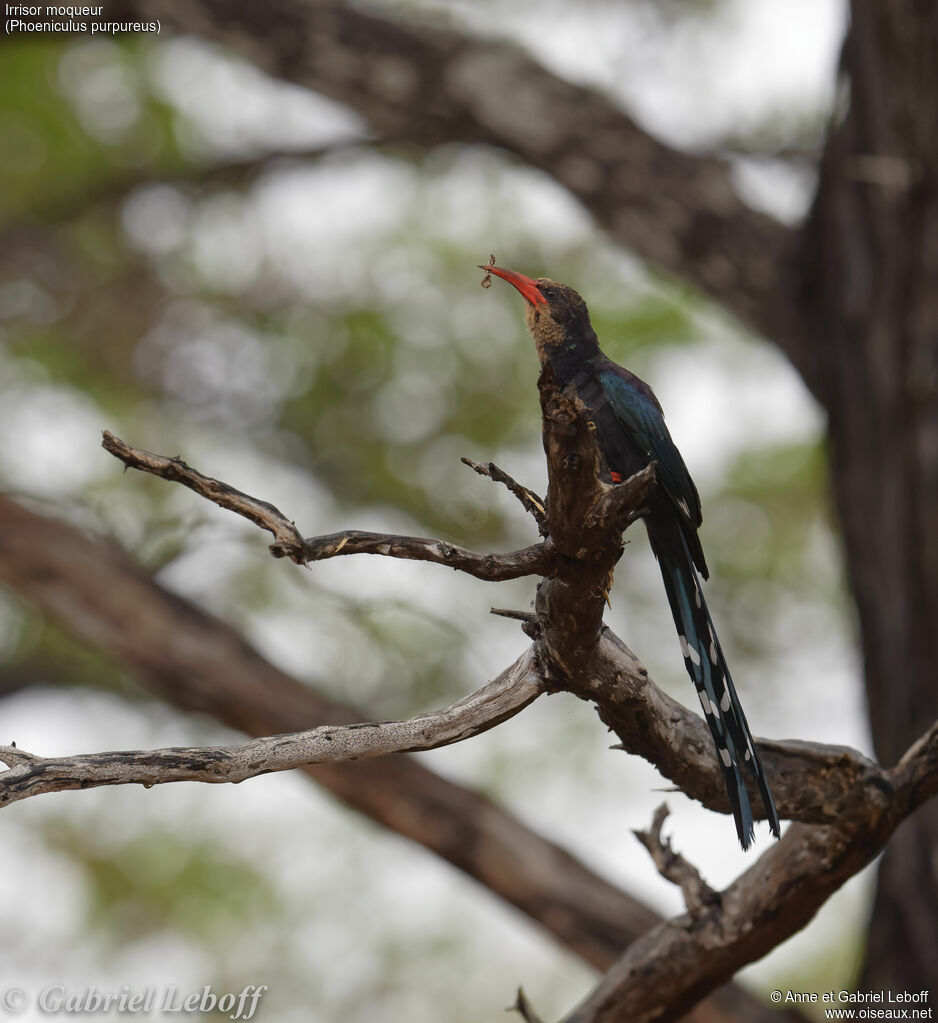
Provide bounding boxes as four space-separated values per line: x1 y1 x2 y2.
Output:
556 353 709 576
557 358 657 478
487 265 781 849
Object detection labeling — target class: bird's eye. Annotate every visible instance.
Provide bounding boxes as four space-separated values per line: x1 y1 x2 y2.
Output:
544 288 557 300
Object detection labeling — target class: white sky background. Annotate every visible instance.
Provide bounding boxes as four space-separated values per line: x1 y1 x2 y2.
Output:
0 0 873 1019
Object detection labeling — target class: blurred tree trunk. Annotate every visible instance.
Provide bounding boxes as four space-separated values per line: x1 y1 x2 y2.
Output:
803 0 938 991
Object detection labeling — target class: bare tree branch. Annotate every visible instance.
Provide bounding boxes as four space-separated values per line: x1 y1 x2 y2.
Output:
563 722 938 1023
461 457 548 535
574 630 887 828
510 988 548 1023
102 430 309 561
490 608 538 625
634 804 719 917
0 650 541 807
102 432 556 581
297 530 553 581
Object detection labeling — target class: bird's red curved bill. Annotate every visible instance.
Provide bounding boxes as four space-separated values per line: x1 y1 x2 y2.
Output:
483 266 548 306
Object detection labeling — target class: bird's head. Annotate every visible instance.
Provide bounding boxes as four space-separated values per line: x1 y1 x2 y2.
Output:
483 265 598 362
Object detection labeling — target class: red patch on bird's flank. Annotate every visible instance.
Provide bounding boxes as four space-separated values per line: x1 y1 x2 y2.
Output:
610 471 623 483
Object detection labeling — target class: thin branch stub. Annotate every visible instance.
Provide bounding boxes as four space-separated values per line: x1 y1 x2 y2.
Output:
633 803 719 916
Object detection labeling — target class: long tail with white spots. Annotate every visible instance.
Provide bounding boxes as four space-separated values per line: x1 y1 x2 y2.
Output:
647 519 780 849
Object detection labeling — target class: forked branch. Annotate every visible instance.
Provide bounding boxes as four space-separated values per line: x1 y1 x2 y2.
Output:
102 432 556 581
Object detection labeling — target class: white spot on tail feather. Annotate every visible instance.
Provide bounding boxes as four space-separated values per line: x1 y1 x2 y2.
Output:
719 747 732 767
720 691 731 713
679 635 701 666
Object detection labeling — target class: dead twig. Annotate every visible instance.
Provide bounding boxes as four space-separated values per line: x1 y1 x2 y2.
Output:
102 431 308 562
298 529 554 582
103 432 556 581
633 804 719 916
461 456 549 535
508 988 547 1023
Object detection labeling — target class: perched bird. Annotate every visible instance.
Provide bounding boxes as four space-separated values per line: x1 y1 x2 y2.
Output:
485 264 780 849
